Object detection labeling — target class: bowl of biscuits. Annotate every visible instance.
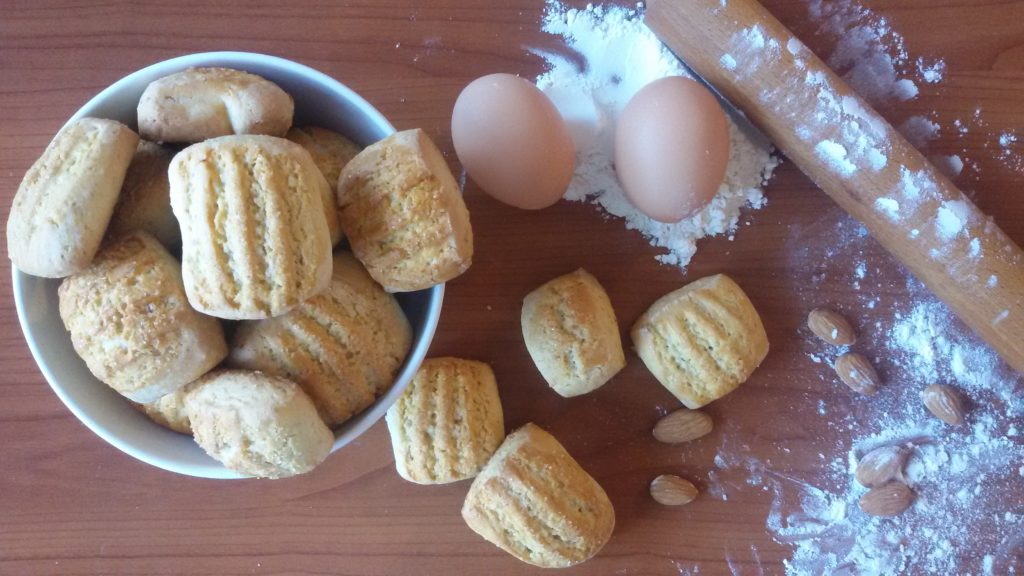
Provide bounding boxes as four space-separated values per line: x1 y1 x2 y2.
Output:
9 52 473 479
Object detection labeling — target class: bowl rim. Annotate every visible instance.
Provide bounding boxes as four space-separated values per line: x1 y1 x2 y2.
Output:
12 51 444 479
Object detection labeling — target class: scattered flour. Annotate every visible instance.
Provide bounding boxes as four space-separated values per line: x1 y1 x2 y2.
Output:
531 2 1022 575
713 285 1024 575
533 2 778 269
898 115 940 149
808 0 944 104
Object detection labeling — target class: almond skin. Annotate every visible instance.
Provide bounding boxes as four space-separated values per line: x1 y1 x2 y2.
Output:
807 307 857 346
921 384 966 425
834 353 880 395
653 409 713 443
650 474 698 506
855 445 909 488
859 480 915 517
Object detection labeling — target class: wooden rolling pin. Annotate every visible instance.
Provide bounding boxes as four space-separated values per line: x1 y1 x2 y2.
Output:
646 0 1024 374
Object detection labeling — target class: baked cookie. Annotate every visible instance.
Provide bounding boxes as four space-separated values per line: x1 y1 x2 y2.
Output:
185 370 333 479
631 274 769 409
106 140 180 247
286 126 360 245
137 67 293 143
134 386 192 435
461 423 615 568
521 269 625 397
228 251 412 427
57 232 227 403
7 117 138 277
385 357 504 484
337 128 473 292
169 135 333 320
286 126 361 194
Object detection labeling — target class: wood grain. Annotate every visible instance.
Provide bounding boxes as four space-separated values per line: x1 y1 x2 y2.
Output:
1 1 1022 574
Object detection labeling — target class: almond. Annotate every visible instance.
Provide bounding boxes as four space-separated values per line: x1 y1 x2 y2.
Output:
834 353 880 395
859 480 915 517
855 445 909 488
653 409 713 443
650 474 698 506
807 307 857 346
921 384 965 425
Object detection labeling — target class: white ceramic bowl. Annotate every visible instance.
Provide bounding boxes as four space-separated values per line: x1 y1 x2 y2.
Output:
12 52 444 479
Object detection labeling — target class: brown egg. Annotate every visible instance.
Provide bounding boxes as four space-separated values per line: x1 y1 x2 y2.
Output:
615 76 731 223
451 73 575 209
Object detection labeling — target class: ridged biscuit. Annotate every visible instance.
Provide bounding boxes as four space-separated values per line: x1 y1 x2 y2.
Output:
287 126 360 245
337 128 473 292
631 274 769 409
7 117 138 277
461 423 615 568
138 67 293 143
228 251 412 427
134 386 192 435
385 357 504 485
57 232 227 403
169 135 333 320
521 269 625 397
185 370 333 479
106 140 180 247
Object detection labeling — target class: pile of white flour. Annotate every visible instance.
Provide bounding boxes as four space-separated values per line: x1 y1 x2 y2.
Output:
533 2 778 268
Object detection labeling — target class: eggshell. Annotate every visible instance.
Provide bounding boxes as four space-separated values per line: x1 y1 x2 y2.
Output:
615 76 730 223
452 73 575 210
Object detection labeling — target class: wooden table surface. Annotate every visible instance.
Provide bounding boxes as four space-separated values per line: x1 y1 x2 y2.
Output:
2 1 1022 574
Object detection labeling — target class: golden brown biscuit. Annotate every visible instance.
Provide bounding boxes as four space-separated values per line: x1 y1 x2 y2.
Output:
286 126 361 193
57 232 227 403
337 128 473 292
284 125 356 243
169 135 332 320
521 269 625 397
134 386 192 435
461 423 615 568
106 140 180 247
137 67 293 143
7 117 138 278
631 274 769 409
228 252 412 427
286 126 360 245
385 357 504 484
185 370 333 479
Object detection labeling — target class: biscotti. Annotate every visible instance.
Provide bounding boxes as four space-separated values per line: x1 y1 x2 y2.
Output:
135 386 192 435
461 423 615 568
57 232 227 403
228 251 412 427
138 67 293 143
521 269 625 397
169 135 333 320
286 126 359 245
385 358 504 484
185 370 333 479
631 274 769 409
337 128 473 292
7 117 138 278
106 140 180 247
